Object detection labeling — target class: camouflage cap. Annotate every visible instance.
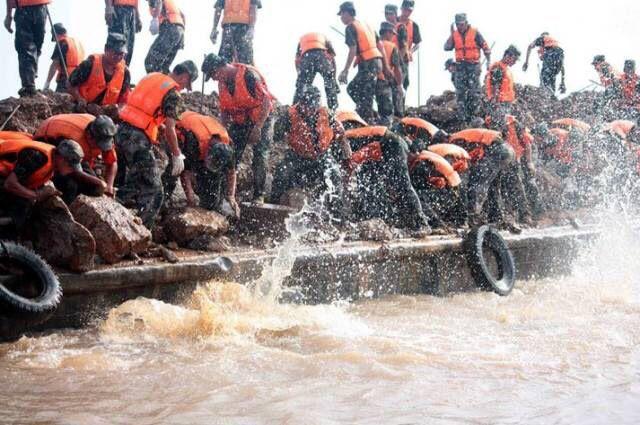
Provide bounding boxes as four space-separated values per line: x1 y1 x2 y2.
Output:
56 139 84 172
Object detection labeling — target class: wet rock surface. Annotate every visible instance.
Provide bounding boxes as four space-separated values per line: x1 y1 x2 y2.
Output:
348 219 394 242
70 195 152 264
163 208 230 246
28 196 96 272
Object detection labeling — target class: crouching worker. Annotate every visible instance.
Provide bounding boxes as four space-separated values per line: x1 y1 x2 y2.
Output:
408 150 464 230
449 127 516 229
393 117 448 150
502 115 543 224
0 137 92 237
271 86 352 215
35 114 117 203
338 112 430 232
116 60 198 228
169 111 240 218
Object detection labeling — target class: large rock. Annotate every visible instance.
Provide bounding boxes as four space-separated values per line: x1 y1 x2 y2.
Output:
29 196 96 272
70 195 151 264
162 207 229 246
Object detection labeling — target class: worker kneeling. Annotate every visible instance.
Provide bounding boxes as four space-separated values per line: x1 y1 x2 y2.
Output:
0 137 95 237
271 86 352 215
167 111 239 218
449 127 515 227
35 114 117 204
338 112 430 232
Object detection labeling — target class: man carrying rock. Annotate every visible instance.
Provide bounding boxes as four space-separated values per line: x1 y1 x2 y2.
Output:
4 0 50 97
444 13 491 125
522 32 566 96
116 60 198 228
104 0 142 66
170 111 240 218
145 0 185 74
293 32 339 111
201 53 275 203
0 137 94 236
337 1 388 124
485 45 520 129
35 114 118 202
43 23 84 93
271 85 352 215
211 0 261 65
68 33 131 110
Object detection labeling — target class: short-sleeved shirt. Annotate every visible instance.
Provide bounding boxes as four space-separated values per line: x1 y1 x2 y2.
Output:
399 20 422 45
69 56 131 104
11 149 48 186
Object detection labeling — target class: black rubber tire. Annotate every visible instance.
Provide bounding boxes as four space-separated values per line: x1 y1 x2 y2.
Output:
464 225 516 296
0 241 62 324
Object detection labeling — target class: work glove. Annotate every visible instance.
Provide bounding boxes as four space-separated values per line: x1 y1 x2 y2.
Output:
171 153 185 176
149 17 159 35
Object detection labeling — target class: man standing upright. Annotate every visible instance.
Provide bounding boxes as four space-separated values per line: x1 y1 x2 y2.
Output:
293 32 339 111
4 0 50 97
337 1 386 124
444 13 491 125
397 0 422 91
377 22 403 123
485 45 520 129
522 32 566 96
105 0 142 66
211 0 260 65
145 0 185 74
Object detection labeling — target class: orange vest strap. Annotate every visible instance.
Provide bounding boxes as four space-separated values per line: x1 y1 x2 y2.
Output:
352 20 382 62
453 27 480 63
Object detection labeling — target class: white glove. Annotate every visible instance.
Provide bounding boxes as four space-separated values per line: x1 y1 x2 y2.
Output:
171 153 185 176
149 17 160 35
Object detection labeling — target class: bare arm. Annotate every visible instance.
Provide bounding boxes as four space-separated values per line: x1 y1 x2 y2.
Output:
212 6 222 32
523 42 535 70
104 162 117 195
180 170 197 205
44 60 59 90
3 173 38 201
225 167 237 202
339 45 357 82
164 118 181 156
4 0 15 33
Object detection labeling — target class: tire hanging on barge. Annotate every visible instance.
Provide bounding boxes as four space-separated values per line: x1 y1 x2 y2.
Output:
464 225 516 296
0 241 62 339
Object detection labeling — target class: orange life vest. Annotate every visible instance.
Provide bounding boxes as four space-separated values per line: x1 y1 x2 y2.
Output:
551 118 591 133
409 151 461 189
486 61 516 103
607 120 636 141
158 0 184 26
114 0 138 6
34 114 108 168
0 131 33 142
299 33 328 55
177 111 230 161
346 126 388 165
450 128 501 162
222 0 251 25
537 35 559 58
351 20 382 62
400 117 439 140
428 143 470 173
336 110 367 127
56 35 85 81
595 62 620 88
547 128 573 165
453 27 480 63
0 139 54 190
287 106 335 160
119 72 179 143
218 64 274 125
16 0 50 6
379 40 398 81
620 73 639 105
77 54 126 106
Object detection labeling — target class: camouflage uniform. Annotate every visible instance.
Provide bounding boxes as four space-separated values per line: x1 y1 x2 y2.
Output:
13 4 47 94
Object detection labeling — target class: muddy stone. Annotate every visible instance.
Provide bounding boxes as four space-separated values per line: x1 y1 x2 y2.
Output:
70 195 151 264
349 219 393 242
163 208 230 246
29 196 96 272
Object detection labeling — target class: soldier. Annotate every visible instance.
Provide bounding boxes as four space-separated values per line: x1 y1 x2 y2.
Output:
485 45 521 129
377 22 403 123
211 0 261 65
4 0 50 97
444 13 492 124
522 32 566 96
104 0 142 66
397 0 422 91
145 0 185 74
293 32 339 111
43 23 85 93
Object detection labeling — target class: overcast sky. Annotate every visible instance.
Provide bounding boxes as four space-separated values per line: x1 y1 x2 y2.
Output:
1 0 639 108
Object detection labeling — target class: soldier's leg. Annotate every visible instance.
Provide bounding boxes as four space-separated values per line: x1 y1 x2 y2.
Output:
293 55 318 105
467 64 482 121
110 6 136 66
145 24 184 74
270 150 300 204
14 8 45 93
251 116 275 199
218 25 235 63
196 168 224 211
454 65 470 123
375 79 394 126
317 52 340 111
234 24 254 65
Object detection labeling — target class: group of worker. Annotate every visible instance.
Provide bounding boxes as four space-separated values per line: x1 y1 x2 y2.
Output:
2 0 640 244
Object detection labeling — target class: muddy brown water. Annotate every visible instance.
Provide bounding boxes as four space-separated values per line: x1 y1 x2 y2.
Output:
1 225 639 425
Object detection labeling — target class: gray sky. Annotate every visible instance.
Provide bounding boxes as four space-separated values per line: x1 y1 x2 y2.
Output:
1 0 639 107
